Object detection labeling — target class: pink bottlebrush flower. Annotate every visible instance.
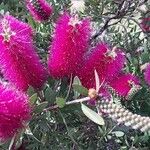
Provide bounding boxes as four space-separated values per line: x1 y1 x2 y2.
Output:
26 0 53 22
144 63 150 85
77 43 126 89
0 15 48 91
109 73 140 98
0 84 31 141
141 17 150 33
48 13 91 78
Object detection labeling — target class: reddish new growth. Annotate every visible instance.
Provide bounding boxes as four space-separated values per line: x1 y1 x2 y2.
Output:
0 15 48 91
141 17 150 32
26 0 53 22
48 13 91 78
0 83 31 141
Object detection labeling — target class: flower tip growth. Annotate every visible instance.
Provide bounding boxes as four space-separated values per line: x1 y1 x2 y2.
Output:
0 15 48 91
0 15 33 42
48 13 91 78
0 84 31 141
26 0 53 22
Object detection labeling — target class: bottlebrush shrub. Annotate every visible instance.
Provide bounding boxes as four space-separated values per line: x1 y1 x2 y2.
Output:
26 0 53 22
0 15 48 91
77 43 126 89
141 16 150 32
0 83 31 141
48 13 91 78
109 73 140 98
144 63 150 85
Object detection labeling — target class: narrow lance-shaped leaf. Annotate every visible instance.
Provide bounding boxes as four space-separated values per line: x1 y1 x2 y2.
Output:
34 102 48 113
29 93 38 105
94 69 100 92
81 103 105 125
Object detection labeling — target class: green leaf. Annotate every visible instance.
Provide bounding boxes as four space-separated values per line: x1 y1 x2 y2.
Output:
56 97 66 108
72 84 88 96
45 87 56 102
25 127 42 143
81 103 105 125
27 86 35 96
34 102 48 113
73 76 81 98
29 93 38 105
73 76 81 85
112 131 124 137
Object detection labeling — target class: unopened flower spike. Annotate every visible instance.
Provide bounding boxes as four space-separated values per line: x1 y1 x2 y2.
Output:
98 98 150 132
26 0 53 22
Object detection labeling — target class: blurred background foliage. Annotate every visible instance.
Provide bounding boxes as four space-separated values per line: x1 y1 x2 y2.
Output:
0 0 150 149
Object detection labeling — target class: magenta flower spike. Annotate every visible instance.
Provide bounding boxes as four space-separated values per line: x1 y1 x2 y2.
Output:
109 73 140 98
26 0 53 22
77 43 126 89
0 15 48 91
48 13 91 78
0 83 31 141
144 63 150 85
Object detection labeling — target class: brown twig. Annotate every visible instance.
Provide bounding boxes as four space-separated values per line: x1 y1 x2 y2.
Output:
90 0 127 41
90 0 148 41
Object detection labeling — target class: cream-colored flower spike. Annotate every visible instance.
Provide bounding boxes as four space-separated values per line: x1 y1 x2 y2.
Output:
98 99 150 132
70 0 85 13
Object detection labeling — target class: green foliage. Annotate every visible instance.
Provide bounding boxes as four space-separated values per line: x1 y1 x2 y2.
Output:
81 103 105 125
0 0 150 150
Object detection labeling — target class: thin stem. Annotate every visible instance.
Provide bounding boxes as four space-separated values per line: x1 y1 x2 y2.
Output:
98 124 118 143
44 97 90 111
9 134 17 150
36 90 45 102
59 110 80 148
90 0 148 41
90 0 126 41
65 74 73 100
